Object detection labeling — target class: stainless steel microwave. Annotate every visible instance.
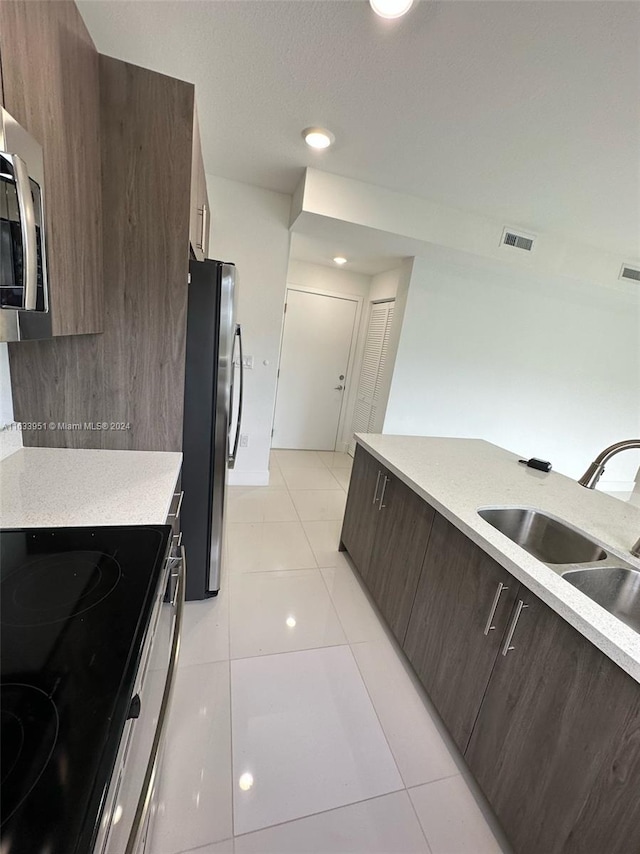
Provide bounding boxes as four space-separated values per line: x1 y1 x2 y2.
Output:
0 107 51 341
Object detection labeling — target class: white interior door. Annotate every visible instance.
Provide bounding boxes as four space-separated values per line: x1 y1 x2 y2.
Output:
350 300 395 454
273 289 358 450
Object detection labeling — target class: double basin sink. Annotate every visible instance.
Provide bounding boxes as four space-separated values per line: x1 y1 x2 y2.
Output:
478 507 640 634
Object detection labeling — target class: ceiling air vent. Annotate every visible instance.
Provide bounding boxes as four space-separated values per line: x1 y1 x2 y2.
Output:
500 227 536 253
619 264 640 283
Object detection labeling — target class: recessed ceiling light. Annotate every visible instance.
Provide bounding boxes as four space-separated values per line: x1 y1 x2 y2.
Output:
238 772 254 791
369 0 414 19
333 257 347 265
302 127 335 149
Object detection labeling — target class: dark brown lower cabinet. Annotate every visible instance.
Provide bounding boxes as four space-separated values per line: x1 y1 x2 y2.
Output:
465 589 640 854
340 444 385 575
342 444 640 854
365 475 434 643
403 514 518 752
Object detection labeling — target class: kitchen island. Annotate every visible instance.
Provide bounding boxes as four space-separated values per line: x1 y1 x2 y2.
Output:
351 434 640 678
341 435 640 854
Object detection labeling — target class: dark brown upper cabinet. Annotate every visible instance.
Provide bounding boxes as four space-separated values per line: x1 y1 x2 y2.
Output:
0 0 103 336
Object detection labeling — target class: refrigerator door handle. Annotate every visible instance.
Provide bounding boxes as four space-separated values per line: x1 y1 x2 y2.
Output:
229 323 244 469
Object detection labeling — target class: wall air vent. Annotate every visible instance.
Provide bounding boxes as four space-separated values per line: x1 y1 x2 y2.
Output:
619 264 640 282
500 227 536 253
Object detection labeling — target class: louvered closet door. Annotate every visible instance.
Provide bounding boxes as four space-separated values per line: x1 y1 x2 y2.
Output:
349 301 395 455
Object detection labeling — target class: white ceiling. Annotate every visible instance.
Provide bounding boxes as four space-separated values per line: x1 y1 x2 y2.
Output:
78 0 640 259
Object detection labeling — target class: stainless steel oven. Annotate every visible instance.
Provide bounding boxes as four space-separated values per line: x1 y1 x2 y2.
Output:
94 542 185 854
0 107 51 342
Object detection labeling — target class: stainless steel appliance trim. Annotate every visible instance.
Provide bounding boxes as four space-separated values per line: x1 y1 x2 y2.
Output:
501 600 528 656
483 582 509 636
94 551 173 854
373 470 382 504
0 153 37 310
229 324 244 469
201 203 208 256
124 546 185 854
378 475 389 510
1 107 50 342
167 490 184 520
208 262 236 593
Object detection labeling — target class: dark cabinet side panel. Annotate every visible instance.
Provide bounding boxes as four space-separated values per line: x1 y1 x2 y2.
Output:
465 589 640 854
403 513 518 753
366 476 434 644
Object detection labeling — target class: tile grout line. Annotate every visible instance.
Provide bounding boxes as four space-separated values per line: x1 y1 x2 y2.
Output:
229 451 371 844
405 787 436 854
230 786 412 844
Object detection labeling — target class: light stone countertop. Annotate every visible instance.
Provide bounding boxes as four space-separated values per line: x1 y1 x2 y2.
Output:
0 447 182 528
356 434 640 683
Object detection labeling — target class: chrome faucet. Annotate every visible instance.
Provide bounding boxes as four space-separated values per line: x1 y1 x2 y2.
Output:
578 439 640 489
578 440 640 559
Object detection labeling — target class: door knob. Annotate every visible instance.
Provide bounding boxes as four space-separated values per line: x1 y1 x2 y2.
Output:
334 385 344 391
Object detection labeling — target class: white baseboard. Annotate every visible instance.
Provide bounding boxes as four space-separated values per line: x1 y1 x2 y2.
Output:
227 469 270 487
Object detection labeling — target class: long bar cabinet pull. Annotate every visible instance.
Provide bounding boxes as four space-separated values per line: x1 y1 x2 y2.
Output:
501 600 528 656
378 475 389 510
483 582 509 636
372 470 382 504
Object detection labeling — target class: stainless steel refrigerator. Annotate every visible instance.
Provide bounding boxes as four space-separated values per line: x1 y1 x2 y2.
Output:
182 259 243 599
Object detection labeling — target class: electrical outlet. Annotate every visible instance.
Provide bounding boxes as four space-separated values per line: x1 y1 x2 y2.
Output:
239 434 249 448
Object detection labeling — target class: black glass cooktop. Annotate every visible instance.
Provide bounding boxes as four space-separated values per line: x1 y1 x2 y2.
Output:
0 525 172 854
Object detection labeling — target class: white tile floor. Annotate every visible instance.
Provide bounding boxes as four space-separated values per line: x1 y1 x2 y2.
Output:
150 450 512 854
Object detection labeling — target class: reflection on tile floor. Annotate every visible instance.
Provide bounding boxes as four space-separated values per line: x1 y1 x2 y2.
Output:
151 450 510 854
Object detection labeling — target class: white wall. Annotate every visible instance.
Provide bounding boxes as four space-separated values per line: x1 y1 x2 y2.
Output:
369 259 413 433
287 260 370 298
384 248 640 489
207 174 291 485
295 168 635 291
369 268 401 303
285 260 372 451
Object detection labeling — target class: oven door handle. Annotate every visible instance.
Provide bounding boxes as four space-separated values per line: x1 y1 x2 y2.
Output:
125 545 186 854
0 152 38 311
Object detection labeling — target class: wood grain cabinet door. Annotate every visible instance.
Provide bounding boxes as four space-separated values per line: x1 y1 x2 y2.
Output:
366 474 435 643
340 445 385 579
465 588 640 854
403 513 518 753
